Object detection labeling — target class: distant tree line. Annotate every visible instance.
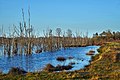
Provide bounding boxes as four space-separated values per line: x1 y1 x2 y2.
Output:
1 8 119 56
92 29 120 45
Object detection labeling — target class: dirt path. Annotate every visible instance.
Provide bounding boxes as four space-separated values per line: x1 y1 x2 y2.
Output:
91 55 102 64
91 48 110 64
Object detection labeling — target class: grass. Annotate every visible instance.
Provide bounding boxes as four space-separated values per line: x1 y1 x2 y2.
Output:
0 42 120 79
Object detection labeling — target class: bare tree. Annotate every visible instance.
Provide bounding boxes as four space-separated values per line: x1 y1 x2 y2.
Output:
66 29 72 37
66 29 72 47
48 28 52 37
56 28 61 37
56 28 62 50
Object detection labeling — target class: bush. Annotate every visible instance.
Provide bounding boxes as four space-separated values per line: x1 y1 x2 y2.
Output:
43 64 55 72
8 67 27 75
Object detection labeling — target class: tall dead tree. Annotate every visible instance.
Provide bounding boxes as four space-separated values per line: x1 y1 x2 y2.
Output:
62 31 66 49
66 29 72 47
12 25 19 55
27 7 32 54
21 8 33 54
48 28 53 52
56 28 61 50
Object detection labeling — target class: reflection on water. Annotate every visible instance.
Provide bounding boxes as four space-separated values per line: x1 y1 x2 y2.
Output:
0 46 99 73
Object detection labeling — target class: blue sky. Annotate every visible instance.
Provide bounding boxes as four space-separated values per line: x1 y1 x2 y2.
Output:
0 0 120 37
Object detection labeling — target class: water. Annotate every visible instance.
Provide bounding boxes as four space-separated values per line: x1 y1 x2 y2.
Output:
0 46 99 73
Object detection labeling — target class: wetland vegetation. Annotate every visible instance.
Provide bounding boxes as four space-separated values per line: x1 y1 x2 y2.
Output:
0 3 120 79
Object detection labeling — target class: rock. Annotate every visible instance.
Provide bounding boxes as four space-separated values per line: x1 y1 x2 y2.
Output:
43 64 73 72
86 50 95 55
56 57 66 61
55 65 73 71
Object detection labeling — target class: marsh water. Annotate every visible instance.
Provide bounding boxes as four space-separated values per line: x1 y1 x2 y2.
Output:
0 46 99 73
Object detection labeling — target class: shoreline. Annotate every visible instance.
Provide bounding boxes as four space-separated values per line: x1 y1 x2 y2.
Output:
0 42 120 79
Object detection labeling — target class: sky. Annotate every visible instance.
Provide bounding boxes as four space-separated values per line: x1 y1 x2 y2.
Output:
0 0 120 37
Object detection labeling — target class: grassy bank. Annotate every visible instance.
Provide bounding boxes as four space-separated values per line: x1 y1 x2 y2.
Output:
0 42 120 80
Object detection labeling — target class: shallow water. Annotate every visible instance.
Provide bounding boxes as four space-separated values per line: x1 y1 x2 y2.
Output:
0 46 99 73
